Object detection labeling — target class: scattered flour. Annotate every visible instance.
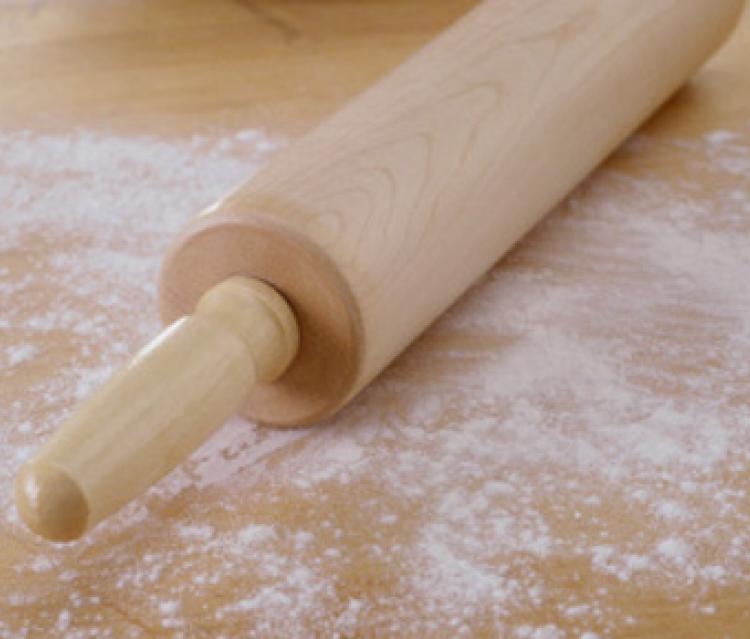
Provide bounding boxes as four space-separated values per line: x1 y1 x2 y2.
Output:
237 524 277 545
158 600 180 616
4 343 38 367
0 120 749 637
176 524 215 542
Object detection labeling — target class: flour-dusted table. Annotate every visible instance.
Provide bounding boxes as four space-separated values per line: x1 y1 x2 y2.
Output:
1 2 749 637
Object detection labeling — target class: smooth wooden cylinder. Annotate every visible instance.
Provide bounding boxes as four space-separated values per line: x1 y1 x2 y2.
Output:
161 0 744 427
15 278 298 541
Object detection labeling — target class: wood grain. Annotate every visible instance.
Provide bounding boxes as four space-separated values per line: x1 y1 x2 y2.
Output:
1 1 749 637
162 0 742 424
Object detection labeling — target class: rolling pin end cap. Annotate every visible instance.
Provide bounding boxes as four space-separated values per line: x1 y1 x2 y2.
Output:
15 462 88 542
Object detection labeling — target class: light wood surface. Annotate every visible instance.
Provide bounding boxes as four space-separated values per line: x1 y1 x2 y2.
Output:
1 1 749 637
16 277 298 541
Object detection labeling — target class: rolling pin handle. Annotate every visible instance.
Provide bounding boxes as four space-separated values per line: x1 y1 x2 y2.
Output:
15 277 299 542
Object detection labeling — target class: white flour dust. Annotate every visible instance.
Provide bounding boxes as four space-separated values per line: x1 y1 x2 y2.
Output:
0 123 749 637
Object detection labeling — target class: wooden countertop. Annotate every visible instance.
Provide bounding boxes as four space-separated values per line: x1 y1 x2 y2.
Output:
1 2 749 637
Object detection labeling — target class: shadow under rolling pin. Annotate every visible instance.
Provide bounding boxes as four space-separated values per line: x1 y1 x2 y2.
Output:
15 0 745 541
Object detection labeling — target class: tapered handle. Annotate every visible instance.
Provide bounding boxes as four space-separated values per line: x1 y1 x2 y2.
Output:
15 277 298 541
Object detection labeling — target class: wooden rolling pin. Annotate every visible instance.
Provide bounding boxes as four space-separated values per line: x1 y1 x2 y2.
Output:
16 0 744 541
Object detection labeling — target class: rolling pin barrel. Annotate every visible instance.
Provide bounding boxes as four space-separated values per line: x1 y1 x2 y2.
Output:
161 0 745 426
17 0 745 540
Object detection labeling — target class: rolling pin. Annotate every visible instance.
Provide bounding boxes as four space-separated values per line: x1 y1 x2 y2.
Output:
15 0 744 541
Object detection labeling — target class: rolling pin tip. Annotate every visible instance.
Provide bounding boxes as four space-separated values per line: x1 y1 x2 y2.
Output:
15 462 88 542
